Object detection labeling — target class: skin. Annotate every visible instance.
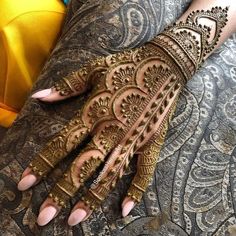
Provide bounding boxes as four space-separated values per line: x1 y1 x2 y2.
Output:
17 0 236 227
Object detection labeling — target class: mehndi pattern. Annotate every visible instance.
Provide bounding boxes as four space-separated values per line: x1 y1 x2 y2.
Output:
29 7 228 210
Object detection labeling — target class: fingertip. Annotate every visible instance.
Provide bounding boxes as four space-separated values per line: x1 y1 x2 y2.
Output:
37 205 57 226
17 174 37 191
31 88 65 103
39 92 62 102
122 200 135 217
68 208 87 226
21 167 32 178
32 89 52 99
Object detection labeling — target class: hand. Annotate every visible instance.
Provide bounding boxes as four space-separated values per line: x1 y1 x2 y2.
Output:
17 6 228 226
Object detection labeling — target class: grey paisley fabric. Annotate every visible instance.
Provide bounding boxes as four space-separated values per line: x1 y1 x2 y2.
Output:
1 0 236 235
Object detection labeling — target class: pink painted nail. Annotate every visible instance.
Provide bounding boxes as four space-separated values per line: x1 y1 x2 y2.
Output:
37 206 57 226
32 89 52 98
17 174 37 191
68 208 87 226
122 200 135 217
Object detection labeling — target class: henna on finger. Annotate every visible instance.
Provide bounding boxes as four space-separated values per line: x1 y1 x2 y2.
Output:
54 57 109 97
47 129 124 207
126 104 176 204
29 110 90 178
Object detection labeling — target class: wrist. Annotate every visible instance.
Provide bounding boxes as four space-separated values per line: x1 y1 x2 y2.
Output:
150 6 228 82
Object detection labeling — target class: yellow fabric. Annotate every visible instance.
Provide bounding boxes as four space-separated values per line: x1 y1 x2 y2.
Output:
0 0 66 128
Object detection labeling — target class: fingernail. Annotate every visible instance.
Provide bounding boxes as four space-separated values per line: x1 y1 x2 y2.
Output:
122 200 135 217
37 206 57 226
18 174 37 191
68 208 87 226
32 89 52 98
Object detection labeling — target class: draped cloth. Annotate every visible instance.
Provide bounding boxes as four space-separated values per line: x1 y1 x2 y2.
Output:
0 0 65 127
1 0 236 235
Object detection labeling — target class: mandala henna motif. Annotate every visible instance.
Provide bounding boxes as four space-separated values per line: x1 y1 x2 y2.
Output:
144 64 170 92
29 7 228 210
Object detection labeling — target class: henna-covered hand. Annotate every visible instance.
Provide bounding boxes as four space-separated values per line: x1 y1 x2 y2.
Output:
18 6 229 226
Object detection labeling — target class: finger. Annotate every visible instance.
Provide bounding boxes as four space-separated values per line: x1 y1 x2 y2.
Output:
37 198 60 226
122 138 165 217
121 101 179 217
32 72 88 102
121 196 136 217
37 123 123 226
18 111 90 191
36 146 104 226
67 201 92 226
67 140 134 226
18 167 40 191
32 57 108 102
67 144 124 225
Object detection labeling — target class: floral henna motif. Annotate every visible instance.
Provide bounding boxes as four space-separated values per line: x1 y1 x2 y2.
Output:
29 7 228 210
98 124 124 152
112 66 135 90
144 65 170 92
87 97 110 123
121 94 146 123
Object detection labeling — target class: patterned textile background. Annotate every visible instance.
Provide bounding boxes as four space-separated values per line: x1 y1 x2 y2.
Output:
1 0 236 235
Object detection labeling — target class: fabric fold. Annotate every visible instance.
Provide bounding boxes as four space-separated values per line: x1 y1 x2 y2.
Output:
0 0 66 127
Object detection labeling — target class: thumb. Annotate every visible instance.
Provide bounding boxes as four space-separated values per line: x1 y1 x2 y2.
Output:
32 70 89 102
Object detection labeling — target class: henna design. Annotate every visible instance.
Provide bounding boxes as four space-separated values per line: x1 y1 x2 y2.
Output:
54 71 88 96
144 64 170 92
49 153 104 207
81 86 182 210
29 7 228 209
54 58 108 96
98 124 124 152
121 94 146 123
127 101 178 203
88 97 110 123
151 6 228 81
78 156 103 184
127 137 166 203
112 66 135 90
77 7 228 210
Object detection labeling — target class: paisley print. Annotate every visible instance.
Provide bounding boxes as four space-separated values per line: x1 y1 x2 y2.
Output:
1 0 236 235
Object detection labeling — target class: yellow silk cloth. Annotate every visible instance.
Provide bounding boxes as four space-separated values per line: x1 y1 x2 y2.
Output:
0 0 66 127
